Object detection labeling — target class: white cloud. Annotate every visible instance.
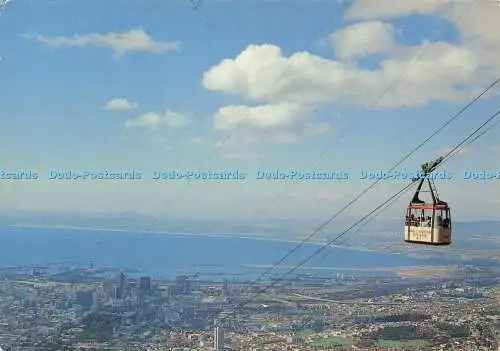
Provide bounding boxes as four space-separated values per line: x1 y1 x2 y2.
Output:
202 42 478 109
213 102 305 132
211 103 329 144
26 27 181 56
125 110 188 129
201 0 500 145
202 0 500 109
331 21 395 59
345 0 454 20
104 98 138 110
348 0 500 78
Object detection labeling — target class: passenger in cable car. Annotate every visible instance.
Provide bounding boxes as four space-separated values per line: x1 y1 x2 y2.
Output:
407 215 412 225
425 216 432 227
407 214 416 226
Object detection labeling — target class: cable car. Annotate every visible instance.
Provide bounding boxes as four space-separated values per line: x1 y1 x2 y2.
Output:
404 157 451 245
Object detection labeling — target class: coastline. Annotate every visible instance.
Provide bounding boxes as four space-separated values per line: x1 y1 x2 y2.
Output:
4 224 496 276
4 223 382 254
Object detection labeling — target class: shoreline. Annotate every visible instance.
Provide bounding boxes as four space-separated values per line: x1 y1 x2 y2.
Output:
3 224 499 272
4 223 384 254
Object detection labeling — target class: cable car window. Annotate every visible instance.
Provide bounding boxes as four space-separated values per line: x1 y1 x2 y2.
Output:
435 211 443 226
443 209 451 228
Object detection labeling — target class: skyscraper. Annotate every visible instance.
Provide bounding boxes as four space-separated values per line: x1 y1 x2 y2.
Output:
119 272 126 297
139 276 151 293
214 326 224 350
113 286 122 299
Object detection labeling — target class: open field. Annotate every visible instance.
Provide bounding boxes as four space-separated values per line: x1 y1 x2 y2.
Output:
245 263 461 277
244 263 455 272
392 266 455 278
246 263 499 279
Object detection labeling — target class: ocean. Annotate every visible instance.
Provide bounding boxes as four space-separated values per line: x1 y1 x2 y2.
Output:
0 226 461 280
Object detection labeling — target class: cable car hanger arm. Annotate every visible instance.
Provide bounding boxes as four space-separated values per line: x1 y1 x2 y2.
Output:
410 156 446 206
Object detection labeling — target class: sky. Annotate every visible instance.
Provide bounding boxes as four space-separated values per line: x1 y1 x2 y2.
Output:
1 0 500 223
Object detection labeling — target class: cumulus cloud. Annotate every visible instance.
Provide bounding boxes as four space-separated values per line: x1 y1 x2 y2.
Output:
202 0 500 143
104 98 138 110
25 27 181 56
203 0 500 107
125 110 188 129
212 102 329 143
331 21 395 59
213 102 304 132
202 42 478 109
345 0 455 20
348 0 500 78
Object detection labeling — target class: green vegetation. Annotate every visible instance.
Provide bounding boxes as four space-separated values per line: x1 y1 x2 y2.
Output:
76 328 113 342
78 311 120 342
377 339 429 348
434 322 471 338
308 336 353 349
373 325 433 340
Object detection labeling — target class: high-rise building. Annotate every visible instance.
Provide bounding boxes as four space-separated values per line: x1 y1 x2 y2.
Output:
175 275 190 294
119 272 126 297
113 286 122 299
139 276 151 293
214 326 224 350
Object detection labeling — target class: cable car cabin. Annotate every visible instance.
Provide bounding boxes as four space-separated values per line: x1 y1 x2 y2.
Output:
404 203 451 245
403 158 452 245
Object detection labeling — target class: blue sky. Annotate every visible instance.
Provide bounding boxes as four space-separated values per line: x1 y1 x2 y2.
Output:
0 0 500 222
